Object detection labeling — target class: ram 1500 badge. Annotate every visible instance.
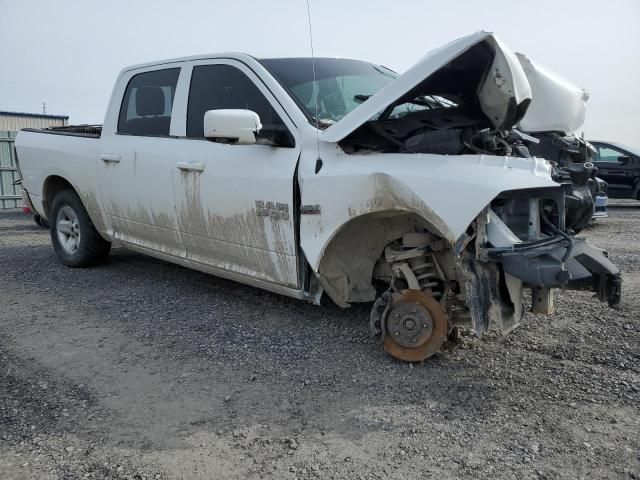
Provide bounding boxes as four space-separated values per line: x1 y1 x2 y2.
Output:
15 31 621 362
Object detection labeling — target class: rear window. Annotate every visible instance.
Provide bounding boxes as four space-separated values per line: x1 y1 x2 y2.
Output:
118 68 180 136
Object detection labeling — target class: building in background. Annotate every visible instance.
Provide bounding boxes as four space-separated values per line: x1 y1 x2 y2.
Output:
0 110 68 131
0 111 69 209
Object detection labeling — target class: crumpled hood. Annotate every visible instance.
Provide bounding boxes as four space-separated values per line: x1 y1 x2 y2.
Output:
515 53 589 135
321 31 533 143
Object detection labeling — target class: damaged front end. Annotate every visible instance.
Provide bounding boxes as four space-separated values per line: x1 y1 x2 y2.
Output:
340 32 623 343
285 31 622 361
464 175 622 338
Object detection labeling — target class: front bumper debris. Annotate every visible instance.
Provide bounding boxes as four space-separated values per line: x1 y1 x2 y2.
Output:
487 235 621 306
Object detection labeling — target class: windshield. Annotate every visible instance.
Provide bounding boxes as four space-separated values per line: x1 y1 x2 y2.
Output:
260 58 454 128
261 58 394 126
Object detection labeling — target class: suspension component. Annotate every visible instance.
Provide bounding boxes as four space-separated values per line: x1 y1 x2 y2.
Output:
370 233 450 361
384 233 446 299
408 255 443 299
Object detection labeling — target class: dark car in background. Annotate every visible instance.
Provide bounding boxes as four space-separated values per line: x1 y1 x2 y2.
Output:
591 141 640 199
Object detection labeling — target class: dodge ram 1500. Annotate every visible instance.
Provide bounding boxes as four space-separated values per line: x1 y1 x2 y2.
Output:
15 31 621 361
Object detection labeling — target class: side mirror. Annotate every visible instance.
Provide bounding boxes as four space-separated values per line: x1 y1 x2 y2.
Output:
203 109 262 145
618 155 630 164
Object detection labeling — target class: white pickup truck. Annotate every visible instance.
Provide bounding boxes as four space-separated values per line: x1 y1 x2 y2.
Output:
16 31 621 361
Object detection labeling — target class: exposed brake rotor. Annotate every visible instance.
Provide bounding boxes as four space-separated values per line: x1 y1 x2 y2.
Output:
380 289 448 362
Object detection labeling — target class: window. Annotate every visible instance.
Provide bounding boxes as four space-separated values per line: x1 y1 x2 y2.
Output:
261 58 397 126
260 58 457 127
595 146 626 163
186 64 286 138
288 73 391 123
118 68 180 136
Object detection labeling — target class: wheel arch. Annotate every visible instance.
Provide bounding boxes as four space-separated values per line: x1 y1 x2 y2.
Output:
314 209 452 307
42 175 77 219
42 175 106 236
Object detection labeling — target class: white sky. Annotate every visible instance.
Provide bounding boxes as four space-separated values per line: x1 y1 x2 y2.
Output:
1 0 639 145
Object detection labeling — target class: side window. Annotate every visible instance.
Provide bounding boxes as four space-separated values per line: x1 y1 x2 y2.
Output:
118 68 180 136
187 64 285 138
597 146 626 163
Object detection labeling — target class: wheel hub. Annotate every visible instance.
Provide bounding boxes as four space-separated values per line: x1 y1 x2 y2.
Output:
56 206 81 255
381 289 448 362
386 301 433 348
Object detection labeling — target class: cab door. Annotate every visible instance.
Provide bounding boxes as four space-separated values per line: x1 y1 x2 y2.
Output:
594 143 634 198
170 60 301 287
98 67 186 258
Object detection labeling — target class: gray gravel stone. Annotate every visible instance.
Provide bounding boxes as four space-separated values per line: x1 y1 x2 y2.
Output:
0 208 638 479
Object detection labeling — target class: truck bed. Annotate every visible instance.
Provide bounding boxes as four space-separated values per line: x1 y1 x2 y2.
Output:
15 127 103 220
22 124 102 138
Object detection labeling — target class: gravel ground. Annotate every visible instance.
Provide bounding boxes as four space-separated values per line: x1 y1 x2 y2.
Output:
0 208 638 480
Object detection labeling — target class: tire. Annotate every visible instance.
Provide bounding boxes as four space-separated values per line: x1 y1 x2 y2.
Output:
50 189 111 267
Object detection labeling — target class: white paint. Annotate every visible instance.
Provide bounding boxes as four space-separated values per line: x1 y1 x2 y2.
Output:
203 109 262 145
486 209 522 248
16 33 570 303
477 34 532 129
298 151 556 271
321 31 532 143
516 53 588 134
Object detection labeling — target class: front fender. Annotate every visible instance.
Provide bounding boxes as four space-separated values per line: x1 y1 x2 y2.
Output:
299 150 559 273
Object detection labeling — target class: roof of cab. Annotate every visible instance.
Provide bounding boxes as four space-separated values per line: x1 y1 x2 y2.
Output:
120 54 360 73
120 52 260 73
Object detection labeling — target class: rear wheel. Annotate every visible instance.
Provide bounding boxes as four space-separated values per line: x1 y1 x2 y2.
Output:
50 189 111 267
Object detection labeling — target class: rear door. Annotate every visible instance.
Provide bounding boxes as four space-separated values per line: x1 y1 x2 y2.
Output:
170 60 301 287
98 67 186 258
593 143 634 197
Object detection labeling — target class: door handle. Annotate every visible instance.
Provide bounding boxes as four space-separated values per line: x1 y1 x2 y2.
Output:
100 153 121 163
177 161 205 172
